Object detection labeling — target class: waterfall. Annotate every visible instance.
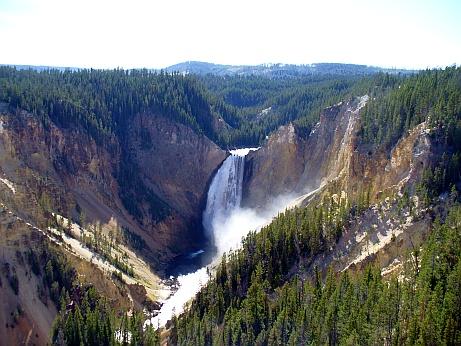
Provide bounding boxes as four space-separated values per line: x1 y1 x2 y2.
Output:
202 148 260 254
203 153 246 238
147 148 260 328
146 146 307 329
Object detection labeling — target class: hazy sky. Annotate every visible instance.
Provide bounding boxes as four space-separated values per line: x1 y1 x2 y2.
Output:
0 0 460 69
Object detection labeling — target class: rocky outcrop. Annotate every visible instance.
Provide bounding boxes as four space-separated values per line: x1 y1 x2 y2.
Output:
0 106 226 271
347 121 432 201
0 217 58 346
243 96 366 207
125 114 226 265
242 95 436 289
128 114 226 222
243 95 432 208
242 123 306 208
0 203 131 346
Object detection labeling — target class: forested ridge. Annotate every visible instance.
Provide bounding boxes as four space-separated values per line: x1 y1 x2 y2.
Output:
0 65 405 148
0 66 383 222
360 66 461 150
2 66 458 150
44 241 161 346
0 67 219 145
172 203 461 345
201 74 364 145
0 219 160 346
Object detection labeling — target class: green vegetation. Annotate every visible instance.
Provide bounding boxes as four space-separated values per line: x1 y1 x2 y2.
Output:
20 232 159 345
0 67 219 143
25 241 76 307
359 67 461 150
416 154 461 208
1 66 457 151
172 199 461 345
171 192 353 344
0 66 377 223
2 65 460 344
53 216 135 277
0 66 370 148
0 67 218 223
206 75 363 145
51 287 160 346
122 226 146 251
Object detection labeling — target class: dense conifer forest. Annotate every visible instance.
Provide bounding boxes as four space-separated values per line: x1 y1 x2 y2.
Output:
0 66 409 148
172 204 461 345
360 67 461 150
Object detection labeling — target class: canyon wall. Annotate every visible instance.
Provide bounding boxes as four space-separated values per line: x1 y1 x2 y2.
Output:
243 95 433 208
0 105 226 270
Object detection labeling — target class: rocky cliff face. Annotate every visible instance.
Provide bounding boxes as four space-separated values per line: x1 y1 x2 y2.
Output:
347 121 432 201
128 113 226 223
0 202 132 346
240 95 437 301
126 114 226 264
0 210 58 346
243 95 432 208
0 106 226 271
242 123 305 208
242 96 366 207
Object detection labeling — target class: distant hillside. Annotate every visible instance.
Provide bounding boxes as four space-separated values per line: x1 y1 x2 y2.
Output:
2 62 416 77
0 64 80 72
165 61 416 77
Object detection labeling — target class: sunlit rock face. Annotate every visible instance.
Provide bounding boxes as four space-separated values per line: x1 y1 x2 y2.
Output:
243 96 369 209
243 94 432 209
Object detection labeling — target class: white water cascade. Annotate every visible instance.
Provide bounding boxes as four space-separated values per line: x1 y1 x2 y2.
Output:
203 154 245 230
203 149 249 250
147 147 273 328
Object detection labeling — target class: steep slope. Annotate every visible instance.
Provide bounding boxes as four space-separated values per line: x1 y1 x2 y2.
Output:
0 67 235 272
127 113 226 229
0 105 225 270
243 96 370 207
0 206 58 346
0 103 225 343
243 94 433 209
0 202 132 345
0 66 459 344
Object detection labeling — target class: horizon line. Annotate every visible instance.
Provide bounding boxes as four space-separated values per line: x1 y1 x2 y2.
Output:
0 60 437 72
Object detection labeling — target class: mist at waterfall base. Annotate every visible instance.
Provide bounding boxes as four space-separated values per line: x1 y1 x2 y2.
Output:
147 148 296 328
206 193 297 255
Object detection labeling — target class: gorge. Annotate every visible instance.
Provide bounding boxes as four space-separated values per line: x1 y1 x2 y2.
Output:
150 94 375 328
150 147 285 327
0 65 459 345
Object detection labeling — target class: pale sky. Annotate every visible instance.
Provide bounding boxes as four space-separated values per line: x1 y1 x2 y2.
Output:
0 0 460 69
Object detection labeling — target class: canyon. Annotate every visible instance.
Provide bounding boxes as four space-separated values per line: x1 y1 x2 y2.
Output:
0 65 459 345
0 94 435 339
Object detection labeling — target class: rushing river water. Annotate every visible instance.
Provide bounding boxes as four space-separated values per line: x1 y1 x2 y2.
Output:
147 147 291 328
